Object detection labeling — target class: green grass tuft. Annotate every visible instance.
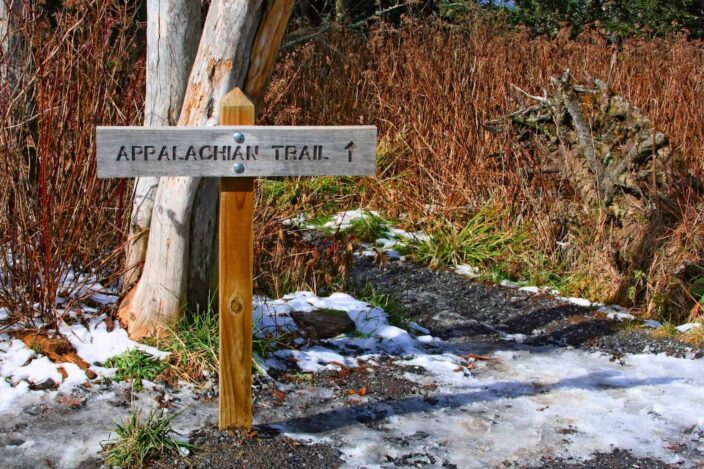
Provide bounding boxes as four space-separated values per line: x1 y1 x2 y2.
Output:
105 349 167 392
347 211 390 242
652 322 679 338
400 208 520 269
260 176 359 212
101 408 193 468
161 296 219 382
355 284 411 329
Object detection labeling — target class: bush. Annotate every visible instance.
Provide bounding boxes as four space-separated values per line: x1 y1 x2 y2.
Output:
0 1 144 326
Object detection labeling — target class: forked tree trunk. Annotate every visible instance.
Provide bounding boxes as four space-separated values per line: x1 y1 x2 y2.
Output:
123 0 201 291
119 0 294 338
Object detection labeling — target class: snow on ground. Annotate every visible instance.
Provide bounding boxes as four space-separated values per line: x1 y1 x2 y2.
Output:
323 209 380 230
0 285 169 414
1 286 703 467
59 313 169 367
0 381 216 469
252 291 704 468
1 211 703 467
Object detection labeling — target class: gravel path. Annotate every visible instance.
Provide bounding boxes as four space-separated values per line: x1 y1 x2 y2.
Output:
349 256 704 358
150 256 703 468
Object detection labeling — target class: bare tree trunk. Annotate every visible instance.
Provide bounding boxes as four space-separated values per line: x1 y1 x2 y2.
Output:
123 0 201 291
187 0 295 313
1 1 12 71
119 0 294 338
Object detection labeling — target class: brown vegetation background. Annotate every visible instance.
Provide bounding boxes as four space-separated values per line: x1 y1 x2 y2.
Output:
1 8 702 327
261 19 704 321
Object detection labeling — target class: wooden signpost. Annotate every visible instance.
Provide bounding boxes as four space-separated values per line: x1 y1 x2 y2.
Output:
97 88 377 430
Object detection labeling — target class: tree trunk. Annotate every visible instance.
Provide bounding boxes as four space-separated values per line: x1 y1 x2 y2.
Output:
119 0 294 338
187 0 295 313
1 1 13 78
123 0 201 291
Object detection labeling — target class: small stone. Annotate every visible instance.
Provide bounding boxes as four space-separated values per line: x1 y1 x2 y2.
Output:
291 309 355 339
30 378 58 391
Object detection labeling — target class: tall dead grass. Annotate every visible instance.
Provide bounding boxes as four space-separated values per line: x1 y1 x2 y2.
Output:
262 18 704 321
0 1 144 327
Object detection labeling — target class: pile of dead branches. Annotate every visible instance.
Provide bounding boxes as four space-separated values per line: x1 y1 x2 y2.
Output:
490 71 703 316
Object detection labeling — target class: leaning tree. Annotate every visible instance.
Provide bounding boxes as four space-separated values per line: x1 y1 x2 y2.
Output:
119 0 294 338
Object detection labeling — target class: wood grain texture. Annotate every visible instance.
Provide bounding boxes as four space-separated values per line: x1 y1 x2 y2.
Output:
123 0 201 291
245 0 295 101
96 125 377 178
218 88 254 430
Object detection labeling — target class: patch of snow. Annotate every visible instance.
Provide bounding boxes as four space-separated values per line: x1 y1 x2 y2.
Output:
283 213 307 227
0 339 36 376
501 333 528 343
252 290 704 467
519 286 542 294
643 319 663 328
0 381 217 469
598 305 636 321
253 298 297 337
388 228 429 243
677 322 702 333
11 356 63 386
557 296 592 308
59 314 169 367
58 363 88 391
0 379 32 413
276 347 358 373
375 238 397 249
455 264 480 278
258 291 429 372
0 307 8 321
500 279 519 288
323 209 379 231
408 322 430 335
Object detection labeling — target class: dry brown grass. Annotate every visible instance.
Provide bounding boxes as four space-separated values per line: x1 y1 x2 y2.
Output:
261 18 704 321
2 10 703 327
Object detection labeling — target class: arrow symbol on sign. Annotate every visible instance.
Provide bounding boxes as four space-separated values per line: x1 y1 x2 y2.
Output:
345 141 357 162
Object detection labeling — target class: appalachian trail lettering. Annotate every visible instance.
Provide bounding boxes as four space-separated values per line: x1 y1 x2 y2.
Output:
96 126 376 177
115 145 330 162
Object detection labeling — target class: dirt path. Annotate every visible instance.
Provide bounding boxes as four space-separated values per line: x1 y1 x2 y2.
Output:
151 257 703 468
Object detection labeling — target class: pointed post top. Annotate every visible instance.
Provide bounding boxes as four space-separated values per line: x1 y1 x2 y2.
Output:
220 88 255 126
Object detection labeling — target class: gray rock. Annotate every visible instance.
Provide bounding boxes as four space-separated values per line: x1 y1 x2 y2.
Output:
30 378 58 391
291 309 355 339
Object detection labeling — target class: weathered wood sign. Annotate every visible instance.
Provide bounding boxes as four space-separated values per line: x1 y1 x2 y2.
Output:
96 88 377 431
96 126 376 178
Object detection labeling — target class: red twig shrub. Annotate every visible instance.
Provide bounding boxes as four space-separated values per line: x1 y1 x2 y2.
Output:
0 1 145 328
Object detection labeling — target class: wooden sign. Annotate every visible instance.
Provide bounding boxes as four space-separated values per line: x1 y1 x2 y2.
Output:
97 88 377 432
96 126 377 178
